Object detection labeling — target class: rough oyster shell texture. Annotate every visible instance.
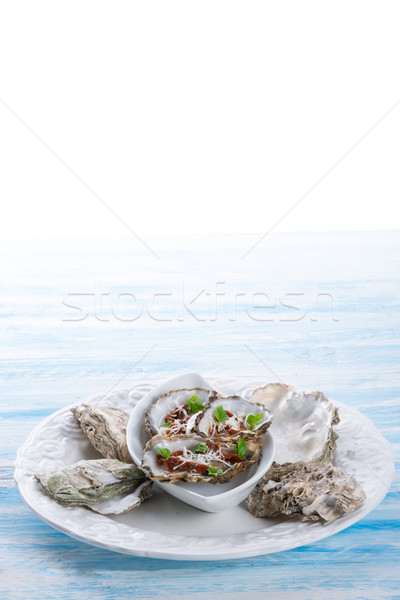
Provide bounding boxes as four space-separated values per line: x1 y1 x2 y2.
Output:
246 463 366 521
141 433 262 484
71 403 132 463
195 394 273 441
35 458 152 514
248 382 365 521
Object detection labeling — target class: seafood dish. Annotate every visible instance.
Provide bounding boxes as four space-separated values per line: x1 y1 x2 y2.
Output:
141 433 262 483
144 388 215 437
195 394 273 440
142 389 272 484
34 378 366 523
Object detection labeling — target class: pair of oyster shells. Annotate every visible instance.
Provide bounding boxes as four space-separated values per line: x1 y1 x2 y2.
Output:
246 383 366 522
141 388 273 484
35 403 153 514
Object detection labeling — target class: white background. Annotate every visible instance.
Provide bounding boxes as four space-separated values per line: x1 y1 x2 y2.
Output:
1 1 399 238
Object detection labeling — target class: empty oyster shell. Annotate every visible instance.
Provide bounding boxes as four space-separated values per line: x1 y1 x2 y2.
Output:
71 403 132 463
245 382 359 522
141 434 262 484
35 458 152 514
195 395 273 440
246 463 366 521
144 388 215 437
250 383 339 473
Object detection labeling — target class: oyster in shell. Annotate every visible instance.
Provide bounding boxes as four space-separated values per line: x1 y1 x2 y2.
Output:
35 458 152 514
195 395 273 440
144 388 215 437
71 403 132 463
250 383 339 473
141 434 262 484
246 463 366 521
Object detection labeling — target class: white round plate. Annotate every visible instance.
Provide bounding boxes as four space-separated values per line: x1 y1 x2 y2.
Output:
14 377 394 561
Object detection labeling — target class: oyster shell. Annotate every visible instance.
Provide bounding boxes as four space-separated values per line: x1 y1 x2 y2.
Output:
245 383 359 522
144 388 215 437
71 403 132 463
92 480 153 514
35 458 152 514
250 383 339 473
195 395 273 440
141 434 262 484
246 463 366 521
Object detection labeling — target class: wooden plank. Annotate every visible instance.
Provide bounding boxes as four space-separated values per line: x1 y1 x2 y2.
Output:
1 232 399 599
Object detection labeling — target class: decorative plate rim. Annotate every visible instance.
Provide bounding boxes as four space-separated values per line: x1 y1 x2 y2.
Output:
14 377 395 561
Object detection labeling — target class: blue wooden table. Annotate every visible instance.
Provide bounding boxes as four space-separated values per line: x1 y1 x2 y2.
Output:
1 231 399 599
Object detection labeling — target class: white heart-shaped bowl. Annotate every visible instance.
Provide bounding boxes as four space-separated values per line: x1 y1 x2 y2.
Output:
127 372 275 513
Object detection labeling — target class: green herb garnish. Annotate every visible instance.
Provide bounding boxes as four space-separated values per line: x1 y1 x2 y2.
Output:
187 394 205 414
156 446 171 460
236 438 247 458
194 443 208 453
207 466 223 476
160 420 172 428
246 413 264 430
214 405 228 423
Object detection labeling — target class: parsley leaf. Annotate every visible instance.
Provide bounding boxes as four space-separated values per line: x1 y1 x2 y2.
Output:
207 466 223 476
236 438 247 458
160 420 172 428
194 443 208 453
187 394 205 414
214 405 228 423
246 413 264 430
156 446 171 460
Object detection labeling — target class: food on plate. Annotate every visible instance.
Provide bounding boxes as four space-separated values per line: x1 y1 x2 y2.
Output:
144 388 215 437
71 403 132 463
250 382 339 476
34 377 366 523
195 395 273 440
141 433 262 484
246 463 366 521
35 458 152 514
